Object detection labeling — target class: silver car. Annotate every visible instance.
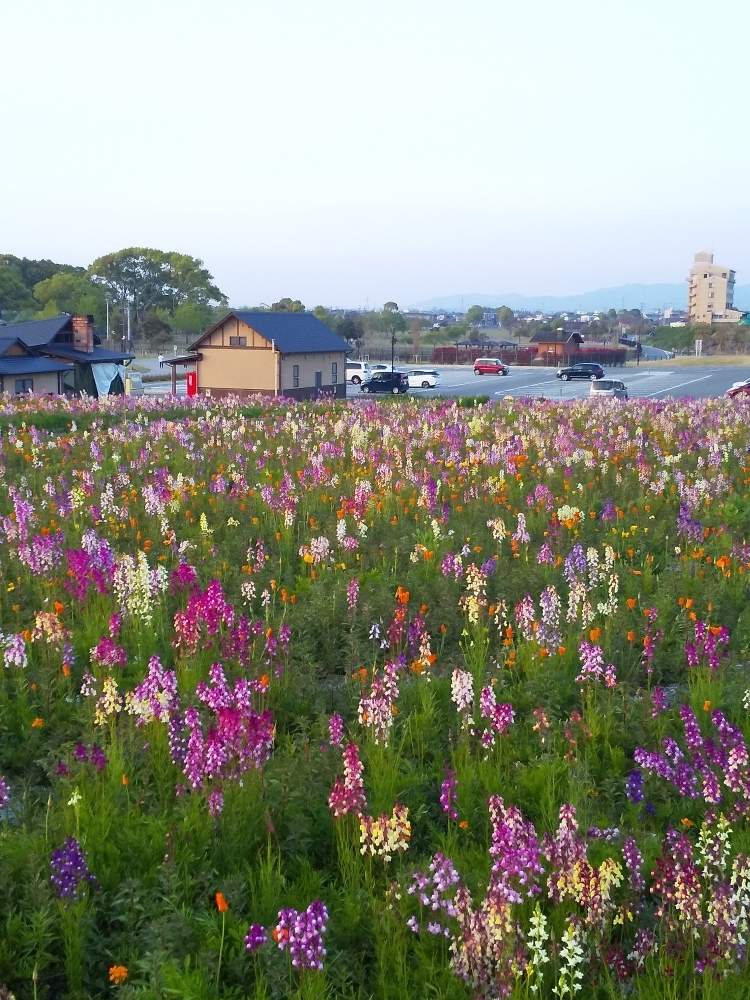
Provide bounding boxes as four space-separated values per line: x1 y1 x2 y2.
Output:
589 378 627 399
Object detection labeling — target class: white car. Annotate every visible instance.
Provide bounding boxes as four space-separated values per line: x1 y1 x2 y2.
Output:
729 377 750 391
346 360 372 384
407 369 440 389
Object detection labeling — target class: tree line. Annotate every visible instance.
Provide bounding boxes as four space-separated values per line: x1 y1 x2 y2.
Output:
0 249 228 346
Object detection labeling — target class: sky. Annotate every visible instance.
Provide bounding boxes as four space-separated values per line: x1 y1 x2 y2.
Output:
2 0 749 308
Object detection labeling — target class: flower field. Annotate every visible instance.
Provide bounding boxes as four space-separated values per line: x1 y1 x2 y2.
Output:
1 392 750 999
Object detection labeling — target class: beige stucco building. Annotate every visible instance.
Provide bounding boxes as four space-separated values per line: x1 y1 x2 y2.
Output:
688 252 744 325
189 311 349 399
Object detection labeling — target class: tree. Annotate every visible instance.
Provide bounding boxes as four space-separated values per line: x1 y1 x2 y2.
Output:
383 301 399 313
336 315 364 344
271 297 305 312
0 265 34 318
171 301 216 338
140 311 173 346
465 305 484 327
496 306 515 329
32 272 108 325
88 248 227 330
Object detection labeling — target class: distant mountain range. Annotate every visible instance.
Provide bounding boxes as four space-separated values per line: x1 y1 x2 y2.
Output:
413 283 750 314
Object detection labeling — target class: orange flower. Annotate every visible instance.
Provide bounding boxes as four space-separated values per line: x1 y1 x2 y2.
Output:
589 627 602 643
626 630 636 643
708 625 724 637
557 645 567 656
458 819 470 830
62 664 71 678
108 965 128 985
703 700 712 711
53 601 64 615
626 598 637 610
395 586 410 605
681 817 694 828
215 891 229 913
31 717 44 728
121 773 129 786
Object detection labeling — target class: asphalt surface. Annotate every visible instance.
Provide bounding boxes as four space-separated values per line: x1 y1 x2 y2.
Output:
143 364 750 400
349 364 750 401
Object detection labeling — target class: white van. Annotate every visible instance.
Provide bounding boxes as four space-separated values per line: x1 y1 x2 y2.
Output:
589 378 627 399
346 360 372 385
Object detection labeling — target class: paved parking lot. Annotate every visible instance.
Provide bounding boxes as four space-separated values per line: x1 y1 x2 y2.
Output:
348 364 750 401
144 364 750 400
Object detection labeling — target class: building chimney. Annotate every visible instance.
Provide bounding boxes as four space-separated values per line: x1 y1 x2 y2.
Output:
71 314 94 353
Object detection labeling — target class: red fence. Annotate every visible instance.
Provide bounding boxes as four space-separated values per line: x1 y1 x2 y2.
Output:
432 346 536 365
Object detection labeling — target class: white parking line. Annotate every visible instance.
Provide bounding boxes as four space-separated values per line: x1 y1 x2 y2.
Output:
642 374 714 398
493 379 559 395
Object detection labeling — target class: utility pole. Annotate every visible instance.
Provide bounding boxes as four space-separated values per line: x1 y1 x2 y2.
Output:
106 299 110 346
126 305 131 352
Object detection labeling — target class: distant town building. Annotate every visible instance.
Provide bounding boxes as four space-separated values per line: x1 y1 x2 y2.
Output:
687 251 744 325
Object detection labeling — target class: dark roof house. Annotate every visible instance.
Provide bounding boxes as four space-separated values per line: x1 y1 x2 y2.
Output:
189 310 350 399
0 331 74 395
0 314 134 396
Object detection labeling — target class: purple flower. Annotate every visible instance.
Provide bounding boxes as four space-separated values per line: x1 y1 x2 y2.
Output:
440 768 458 820
244 923 268 952
0 774 9 811
626 769 644 803
50 838 96 899
274 900 329 970
328 713 344 747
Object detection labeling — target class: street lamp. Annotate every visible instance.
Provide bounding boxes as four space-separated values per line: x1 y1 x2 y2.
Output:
391 327 396 372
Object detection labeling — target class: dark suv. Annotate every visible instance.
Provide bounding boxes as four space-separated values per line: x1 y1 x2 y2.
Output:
557 363 604 381
360 371 409 394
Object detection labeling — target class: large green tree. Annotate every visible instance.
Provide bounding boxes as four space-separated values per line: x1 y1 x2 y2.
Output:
496 305 515 329
0 265 34 318
271 297 305 312
32 272 108 325
88 248 227 329
465 304 485 326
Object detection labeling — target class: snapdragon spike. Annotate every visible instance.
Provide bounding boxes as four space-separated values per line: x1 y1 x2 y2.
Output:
50 838 96 899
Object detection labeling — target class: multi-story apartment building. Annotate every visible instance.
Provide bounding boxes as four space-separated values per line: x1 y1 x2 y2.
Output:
687 251 744 324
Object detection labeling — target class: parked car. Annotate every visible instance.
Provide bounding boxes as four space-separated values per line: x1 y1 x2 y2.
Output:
370 363 390 373
473 357 509 376
727 378 750 396
407 369 440 389
557 363 604 381
359 371 409 394
346 360 372 384
589 378 627 399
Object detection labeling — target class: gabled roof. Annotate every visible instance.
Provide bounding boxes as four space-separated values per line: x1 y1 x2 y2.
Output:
0 314 72 347
0 356 73 376
191 310 350 354
529 330 584 345
44 345 134 363
0 337 27 356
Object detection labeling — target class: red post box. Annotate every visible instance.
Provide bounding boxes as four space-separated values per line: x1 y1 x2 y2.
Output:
186 371 198 397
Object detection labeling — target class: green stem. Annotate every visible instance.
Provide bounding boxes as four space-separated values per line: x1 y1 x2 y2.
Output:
216 911 226 993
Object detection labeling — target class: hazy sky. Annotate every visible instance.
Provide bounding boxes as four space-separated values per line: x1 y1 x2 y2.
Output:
2 0 749 307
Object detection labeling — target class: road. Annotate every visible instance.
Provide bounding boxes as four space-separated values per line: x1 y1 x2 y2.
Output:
144 364 750 400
